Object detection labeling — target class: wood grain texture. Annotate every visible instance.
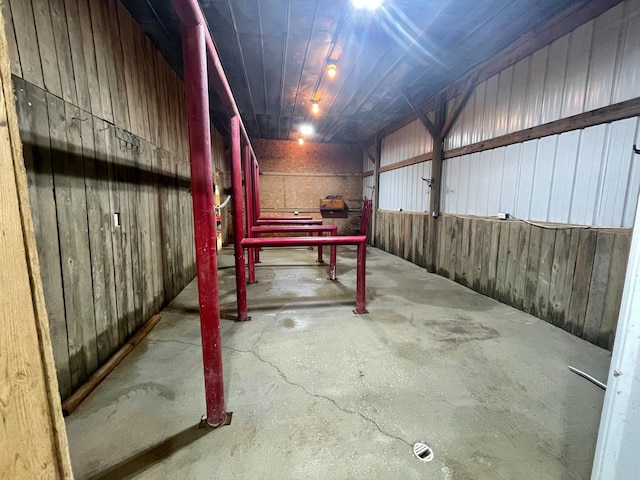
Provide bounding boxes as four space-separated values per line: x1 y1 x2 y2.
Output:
374 212 630 350
0 9 73 473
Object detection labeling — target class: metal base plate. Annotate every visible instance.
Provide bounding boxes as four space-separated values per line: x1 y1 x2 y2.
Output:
199 412 233 429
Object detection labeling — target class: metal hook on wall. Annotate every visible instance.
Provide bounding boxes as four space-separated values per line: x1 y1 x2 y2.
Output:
633 145 640 155
421 177 435 188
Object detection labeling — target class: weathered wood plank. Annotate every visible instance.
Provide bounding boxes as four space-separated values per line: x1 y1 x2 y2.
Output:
582 231 615 344
566 229 597 337
49 0 77 104
104 0 130 130
512 223 530 309
9 0 43 86
63 0 91 112
88 0 114 122
76 0 101 116
536 228 557 320
453 216 464 281
523 225 542 315
14 78 72 398
1 0 21 77
598 232 631 349
467 218 478 289
49 94 98 388
502 221 520 306
32 0 62 97
548 228 571 327
494 221 509 302
473 219 485 291
84 114 119 364
559 228 581 332
486 219 501 296
115 1 142 137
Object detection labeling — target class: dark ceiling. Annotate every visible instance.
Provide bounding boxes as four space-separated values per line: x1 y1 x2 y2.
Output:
124 0 588 144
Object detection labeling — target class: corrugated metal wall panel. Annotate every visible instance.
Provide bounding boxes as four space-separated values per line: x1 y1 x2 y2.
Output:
379 161 431 211
362 174 375 200
445 1 639 151
380 119 431 167
442 117 640 227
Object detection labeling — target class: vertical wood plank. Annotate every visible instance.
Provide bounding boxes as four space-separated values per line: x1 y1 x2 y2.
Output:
582 231 614 344
76 0 102 117
512 223 530 309
63 0 91 112
88 0 113 122
486 219 500 296
536 228 557 319
494 221 509 302
0 32 72 474
49 94 98 388
502 222 521 306
599 232 631 349
104 0 130 130
1 0 22 76
49 0 77 104
115 1 141 136
14 78 71 399
559 228 581 331
567 229 598 337
548 228 571 326
9 0 43 87
524 225 542 315
84 114 119 363
32 0 62 97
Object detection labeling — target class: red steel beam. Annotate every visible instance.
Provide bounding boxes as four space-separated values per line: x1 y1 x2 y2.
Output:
241 236 367 313
258 216 313 220
180 21 225 426
255 219 323 226
243 145 254 233
172 0 256 162
230 116 249 321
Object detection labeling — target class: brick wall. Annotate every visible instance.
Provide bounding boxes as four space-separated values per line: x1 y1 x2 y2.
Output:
252 139 363 234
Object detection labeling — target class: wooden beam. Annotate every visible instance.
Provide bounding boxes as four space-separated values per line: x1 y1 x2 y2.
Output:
401 88 437 137
379 151 433 173
441 72 479 139
61 314 162 416
445 96 640 160
358 141 376 165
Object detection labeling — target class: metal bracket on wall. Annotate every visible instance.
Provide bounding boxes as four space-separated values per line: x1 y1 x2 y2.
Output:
115 127 142 155
633 144 640 155
421 177 435 187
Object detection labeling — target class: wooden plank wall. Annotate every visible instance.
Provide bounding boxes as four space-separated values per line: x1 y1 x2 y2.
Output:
2 0 228 399
375 210 631 350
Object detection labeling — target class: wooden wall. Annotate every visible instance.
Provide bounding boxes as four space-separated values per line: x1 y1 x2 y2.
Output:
2 0 228 399
375 210 631 350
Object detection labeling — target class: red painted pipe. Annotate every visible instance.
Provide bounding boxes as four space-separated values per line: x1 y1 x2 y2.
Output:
180 21 225 426
243 145 254 234
252 160 261 264
258 216 313 220
172 0 256 162
240 236 367 312
230 116 249 321
255 219 323 226
254 162 262 220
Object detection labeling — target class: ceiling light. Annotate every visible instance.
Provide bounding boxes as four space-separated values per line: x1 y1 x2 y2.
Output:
300 124 313 135
327 62 337 79
352 0 382 10
298 136 304 146
311 100 319 115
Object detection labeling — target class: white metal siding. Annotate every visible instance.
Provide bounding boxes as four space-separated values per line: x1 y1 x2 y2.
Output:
445 1 640 151
362 174 375 200
441 117 640 227
379 161 432 211
380 119 432 167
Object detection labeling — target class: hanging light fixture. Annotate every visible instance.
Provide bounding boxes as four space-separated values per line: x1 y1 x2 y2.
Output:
327 61 337 79
311 100 320 115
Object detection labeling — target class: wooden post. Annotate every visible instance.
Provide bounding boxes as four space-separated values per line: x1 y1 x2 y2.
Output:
0 5 73 475
373 136 381 246
428 94 446 271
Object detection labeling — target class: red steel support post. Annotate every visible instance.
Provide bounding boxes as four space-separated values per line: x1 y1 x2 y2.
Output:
355 241 367 313
243 145 257 282
252 160 262 264
181 22 226 426
231 116 250 320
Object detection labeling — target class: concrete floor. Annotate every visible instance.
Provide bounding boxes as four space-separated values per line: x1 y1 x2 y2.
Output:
66 246 610 480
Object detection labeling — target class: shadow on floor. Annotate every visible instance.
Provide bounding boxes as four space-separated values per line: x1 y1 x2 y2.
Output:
86 423 213 480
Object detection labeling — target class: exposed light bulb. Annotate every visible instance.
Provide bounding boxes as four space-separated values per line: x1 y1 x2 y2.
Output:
352 0 382 10
298 136 304 146
311 100 319 115
327 63 337 78
300 124 313 135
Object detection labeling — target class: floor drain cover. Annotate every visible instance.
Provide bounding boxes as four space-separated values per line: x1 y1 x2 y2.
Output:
413 442 434 462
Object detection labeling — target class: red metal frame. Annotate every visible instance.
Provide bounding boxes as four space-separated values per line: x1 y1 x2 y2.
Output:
179 20 225 426
243 145 254 236
242 236 368 313
230 116 249 321
255 219 323 226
